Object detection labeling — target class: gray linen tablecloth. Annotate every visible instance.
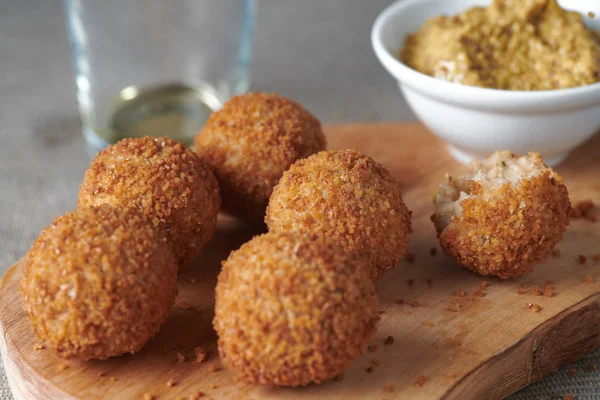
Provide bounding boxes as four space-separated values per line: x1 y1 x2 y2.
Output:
0 1 598 399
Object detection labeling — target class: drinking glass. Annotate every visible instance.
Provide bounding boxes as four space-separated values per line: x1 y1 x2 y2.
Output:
64 0 255 155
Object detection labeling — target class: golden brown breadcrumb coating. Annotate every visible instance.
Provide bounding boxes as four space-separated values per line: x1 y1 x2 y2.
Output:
214 232 379 386
21 205 178 360
432 151 571 278
265 149 412 280
78 137 220 269
194 93 326 222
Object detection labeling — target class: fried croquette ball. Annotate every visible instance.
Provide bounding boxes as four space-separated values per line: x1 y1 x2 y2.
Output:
194 93 326 222
265 149 412 280
214 232 379 386
78 137 220 269
432 150 571 278
20 205 178 360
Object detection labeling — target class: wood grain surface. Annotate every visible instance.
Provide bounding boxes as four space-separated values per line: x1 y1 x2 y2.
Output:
1 123 599 400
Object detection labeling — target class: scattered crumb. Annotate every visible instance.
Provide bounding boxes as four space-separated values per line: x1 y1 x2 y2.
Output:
532 286 543 296
33 343 45 351
589 11 596 18
195 347 208 363
578 255 587 264
384 336 395 345
109 377 117 382
166 379 177 387
446 305 459 312
564 394 575 400
189 391 205 400
405 252 416 263
97 371 106 377
571 199 597 222
396 298 404 305
334 373 344 381
480 281 489 289
410 300 420 308
517 287 528 295
144 394 154 400
177 352 186 363
406 278 415 287
372 358 382 366
551 248 561 258
589 363 598 371
188 277 197 284
423 320 434 327
543 283 554 298
584 276 594 284
424 277 433 288
366 366 374 373
57 363 68 371
473 289 485 297
527 303 542 313
210 384 218 389
570 368 577 376
455 289 467 297
208 364 221 373
429 247 437 256
383 384 394 392
446 373 457 380
368 344 379 353
415 375 428 388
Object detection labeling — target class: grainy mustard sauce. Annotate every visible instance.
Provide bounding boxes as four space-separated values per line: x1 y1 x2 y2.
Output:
401 0 600 90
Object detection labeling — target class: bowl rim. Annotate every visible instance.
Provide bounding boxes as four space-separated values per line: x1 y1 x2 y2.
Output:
371 0 600 110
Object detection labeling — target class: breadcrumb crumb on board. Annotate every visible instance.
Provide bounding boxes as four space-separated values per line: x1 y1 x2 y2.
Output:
527 303 543 313
415 375 428 388
195 347 208 363
571 199 597 222
166 379 177 387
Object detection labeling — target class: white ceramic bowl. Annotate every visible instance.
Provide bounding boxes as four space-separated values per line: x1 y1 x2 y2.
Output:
372 0 600 166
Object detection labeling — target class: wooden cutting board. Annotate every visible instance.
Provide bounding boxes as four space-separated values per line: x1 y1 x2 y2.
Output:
1 123 599 400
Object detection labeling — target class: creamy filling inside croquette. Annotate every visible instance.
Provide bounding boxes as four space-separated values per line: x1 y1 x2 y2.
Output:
434 174 471 229
434 151 547 229
470 151 546 189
